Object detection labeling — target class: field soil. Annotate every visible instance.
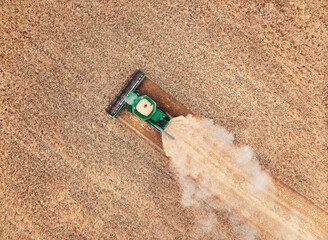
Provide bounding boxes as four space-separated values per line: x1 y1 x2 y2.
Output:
1 0 327 239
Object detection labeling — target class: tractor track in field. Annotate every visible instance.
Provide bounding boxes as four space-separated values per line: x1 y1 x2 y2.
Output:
163 116 328 239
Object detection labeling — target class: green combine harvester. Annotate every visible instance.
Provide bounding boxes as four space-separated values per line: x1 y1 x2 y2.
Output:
106 70 174 140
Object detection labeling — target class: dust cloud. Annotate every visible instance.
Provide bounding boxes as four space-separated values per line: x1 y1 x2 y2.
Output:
162 115 319 240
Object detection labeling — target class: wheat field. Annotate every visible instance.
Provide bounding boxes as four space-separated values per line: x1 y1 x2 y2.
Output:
1 0 327 239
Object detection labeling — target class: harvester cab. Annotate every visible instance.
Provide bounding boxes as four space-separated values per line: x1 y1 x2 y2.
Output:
106 70 175 140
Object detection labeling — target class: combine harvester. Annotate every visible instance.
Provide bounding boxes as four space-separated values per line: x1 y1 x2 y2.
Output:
106 69 192 150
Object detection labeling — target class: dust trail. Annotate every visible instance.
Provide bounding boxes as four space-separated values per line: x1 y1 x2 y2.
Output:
162 115 326 239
